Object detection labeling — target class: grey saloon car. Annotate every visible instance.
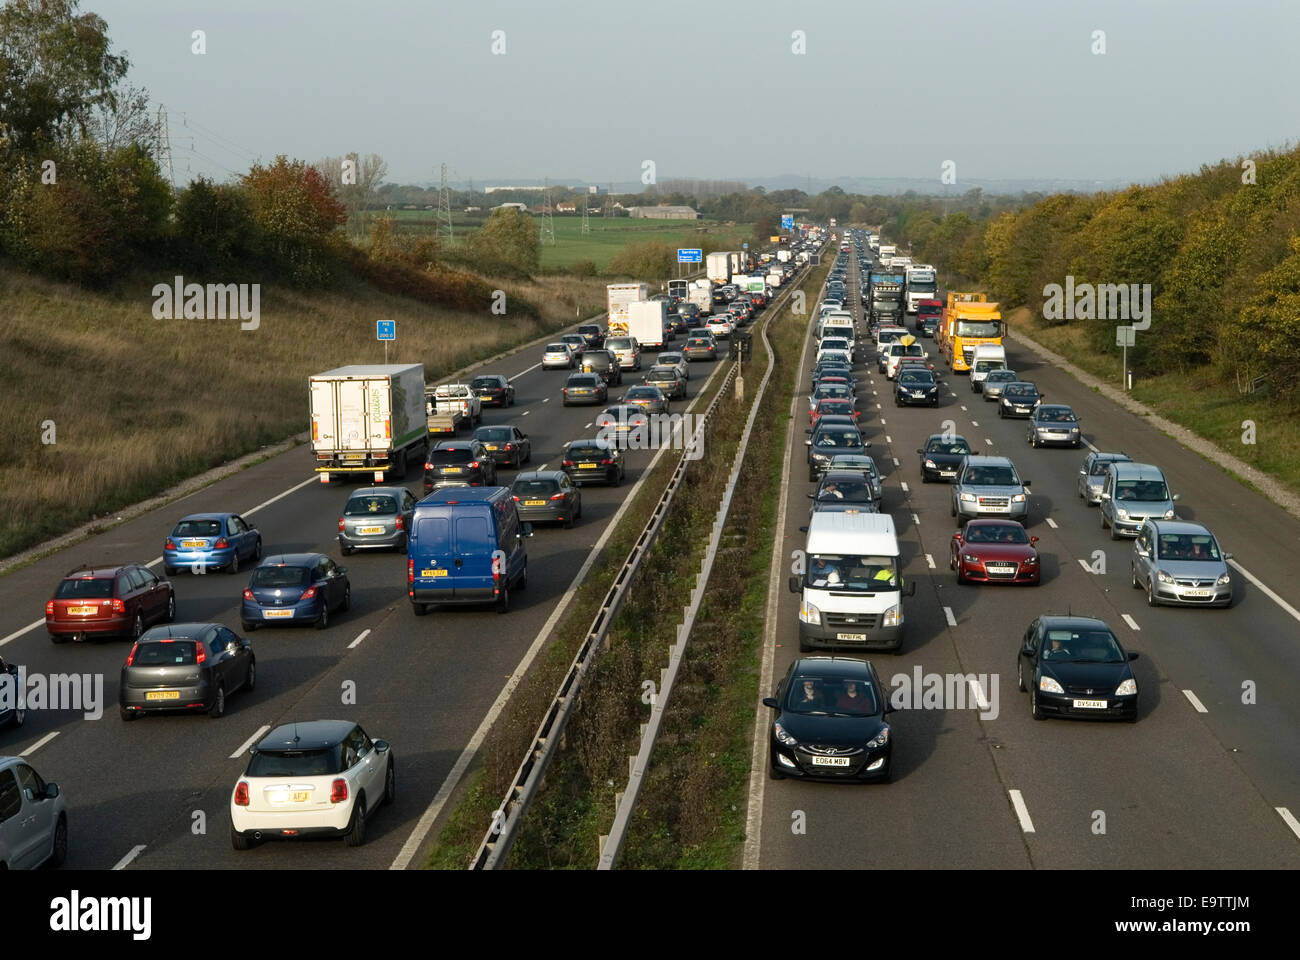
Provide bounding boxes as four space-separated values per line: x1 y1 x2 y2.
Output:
1131 520 1233 607
338 487 416 555
120 623 255 719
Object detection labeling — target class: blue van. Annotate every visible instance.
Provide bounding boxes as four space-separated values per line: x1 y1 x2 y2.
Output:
407 487 532 614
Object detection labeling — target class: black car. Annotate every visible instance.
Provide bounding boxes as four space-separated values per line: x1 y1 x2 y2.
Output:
511 471 582 527
998 382 1043 419
561 438 625 485
1017 616 1140 722
0 655 23 728
469 374 514 408
894 367 939 407
764 657 895 782
577 323 605 348
578 349 623 387
918 434 976 482
120 623 255 720
644 365 687 399
808 471 879 515
920 316 939 338
562 372 608 406
472 425 532 468
807 417 867 482
424 440 497 492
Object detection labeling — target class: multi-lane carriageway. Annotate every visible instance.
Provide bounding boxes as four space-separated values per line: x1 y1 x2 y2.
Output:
749 250 1300 869
0 302 762 869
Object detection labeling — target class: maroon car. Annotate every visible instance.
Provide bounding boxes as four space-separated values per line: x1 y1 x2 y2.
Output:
950 520 1041 585
810 397 859 425
45 563 176 643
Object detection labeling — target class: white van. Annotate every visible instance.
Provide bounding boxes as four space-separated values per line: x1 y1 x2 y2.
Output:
969 344 1008 393
789 512 914 652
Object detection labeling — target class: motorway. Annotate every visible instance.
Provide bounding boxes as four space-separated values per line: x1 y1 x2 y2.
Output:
753 245 1300 869
0 299 763 869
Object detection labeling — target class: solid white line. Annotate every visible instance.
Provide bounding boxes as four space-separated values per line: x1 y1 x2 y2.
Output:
1228 559 1300 624
542 397 550 403
1046 517 1058 529
230 724 271 759
944 606 957 627
1083 438 1099 452
244 476 318 517
511 361 542 378
20 731 59 756
1182 689 1208 713
1008 789 1036 833
536 463 548 471
1121 614 1141 631
347 629 371 650
1077 558 1092 573
585 422 593 429
926 553 936 568
113 845 147 870
1278 807 1300 842
0 618 45 647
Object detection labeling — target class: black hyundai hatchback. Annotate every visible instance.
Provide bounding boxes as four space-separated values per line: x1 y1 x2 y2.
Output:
764 657 894 782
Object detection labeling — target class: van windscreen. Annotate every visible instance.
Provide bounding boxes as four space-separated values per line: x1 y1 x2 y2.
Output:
805 555 899 591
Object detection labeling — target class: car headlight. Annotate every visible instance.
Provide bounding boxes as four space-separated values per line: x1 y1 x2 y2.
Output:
963 554 981 563
812 452 829 462
1164 509 1176 519
866 726 890 749
1157 570 1175 584
1216 573 1231 586
960 492 976 503
1011 493 1027 503
1115 679 1138 696
1023 554 1039 564
1038 676 1064 694
773 721 798 746
1115 508 1128 519
882 603 902 627
924 459 937 469
1069 428 1079 434
798 600 821 625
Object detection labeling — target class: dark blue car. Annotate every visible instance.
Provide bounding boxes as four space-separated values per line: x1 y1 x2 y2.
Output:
240 554 350 631
165 513 262 575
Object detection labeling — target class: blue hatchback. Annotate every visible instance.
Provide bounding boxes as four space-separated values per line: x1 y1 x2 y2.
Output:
240 554 350 631
165 513 262 575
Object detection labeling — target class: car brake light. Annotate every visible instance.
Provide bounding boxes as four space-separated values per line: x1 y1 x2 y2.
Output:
331 779 348 803
424 463 433 470
549 493 566 501
214 538 229 549
601 458 614 465
45 600 54 616
195 642 206 665
111 599 125 613
165 539 176 550
242 588 254 601
338 517 345 532
512 496 520 502
562 460 575 467
469 460 480 469
234 782 250 806
504 443 514 450
126 642 139 665
302 586 318 600
408 559 414 584
395 516 404 530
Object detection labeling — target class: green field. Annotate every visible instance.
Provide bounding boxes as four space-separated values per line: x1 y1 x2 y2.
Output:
365 209 754 272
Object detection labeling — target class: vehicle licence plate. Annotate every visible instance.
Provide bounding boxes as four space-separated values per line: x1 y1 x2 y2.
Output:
357 526 384 535
837 633 867 642
145 691 179 701
262 609 293 618
1073 699 1107 709
270 790 310 804
940 470 955 476
524 500 547 506
485 445 498 450
811 756 850 767
1183 589 1212 598
444 467 462 473
181 540 207 548
67 606 97 615
579 463 599 469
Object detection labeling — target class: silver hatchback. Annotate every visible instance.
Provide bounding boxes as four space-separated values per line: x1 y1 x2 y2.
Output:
953 455 1032 525
339 486 417 554
1131 520 1232 607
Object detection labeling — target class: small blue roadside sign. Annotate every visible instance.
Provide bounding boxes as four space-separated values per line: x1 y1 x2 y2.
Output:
677 248 702 263
742 242 748 249
781 215 794 229
376 321 396 341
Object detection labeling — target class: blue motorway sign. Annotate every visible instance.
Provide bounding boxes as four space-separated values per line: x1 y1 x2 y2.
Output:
376 320 396 341
781 215 794 229
677 248 702 263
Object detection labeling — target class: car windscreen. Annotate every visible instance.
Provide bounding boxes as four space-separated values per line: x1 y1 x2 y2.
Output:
648 367 677 379
173 519 223 537
1091 458 1124 476
820 339 849 350
687 338 712 347
927 439 971 455
1158 534 1221 561
786 677 880 717
964 466 1018 485
625 387 657 398
606 339 633 350
567 376 599 388
1116 480 1170 502
1004 386 1038 399
898 372 932 385
1042 629 1125 663
430 448 473 464
816 480 872 502
470 377 500 390
1037 408 1076 422
56 577 115 599
804 554 899 591
814 429 863 448
246 747 342 777
250 566 312 587
344 495 398 516
964 524 1029 544
955 320 1001 337
973 360 1006 372
578 326 601 335
476 427 513 442
513 480 560 497
987 370 1017 381
134 640 198 666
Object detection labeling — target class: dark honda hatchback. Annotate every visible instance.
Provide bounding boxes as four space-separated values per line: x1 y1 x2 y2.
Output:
1016 616 1140 722
764 657 895 782
120 623 255 720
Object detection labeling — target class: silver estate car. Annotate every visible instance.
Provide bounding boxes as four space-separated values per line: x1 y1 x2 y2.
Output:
1100 462 1179 538
339 487 416 554
1131 520 1232 607
1077 452 1132 504
953 455 1032 526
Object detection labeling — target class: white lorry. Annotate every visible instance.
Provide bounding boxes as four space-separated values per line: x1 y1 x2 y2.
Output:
606 282 648 336
627 300 668 351
706 252 733 285
310 364 428 483
688 278 714 314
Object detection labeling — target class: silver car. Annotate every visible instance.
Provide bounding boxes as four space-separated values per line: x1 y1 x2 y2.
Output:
953 455 1032 525
1131 520 1232 607
982 369 1018 401
542 342 576 370
0 756 67 869
1027 404 1082 448
339 486 416 554
657 351 690 380
1077 451 1132 504
1100 461 1179 538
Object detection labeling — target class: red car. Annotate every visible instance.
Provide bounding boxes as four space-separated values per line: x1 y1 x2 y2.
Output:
811 398 860 425
950 520 1041 585
45 563 176 643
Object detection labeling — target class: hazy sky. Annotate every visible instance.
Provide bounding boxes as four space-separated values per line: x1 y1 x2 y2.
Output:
90 0 1300 189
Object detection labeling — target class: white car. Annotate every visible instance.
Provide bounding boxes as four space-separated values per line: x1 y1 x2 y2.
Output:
656 351 690 380
707 316 733 338
885 341 929 379
230 720 394 849
542 342 576 370
0 755 68 869
816 339 853 364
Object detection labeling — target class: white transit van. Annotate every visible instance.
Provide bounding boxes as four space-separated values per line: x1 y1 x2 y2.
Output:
789 512 914 653
969 344 1008 393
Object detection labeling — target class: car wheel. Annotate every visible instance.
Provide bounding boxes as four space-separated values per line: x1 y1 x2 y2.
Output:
246 657 256 691
340 543 353 556
12 703 24 727
254 539 262 561
1017 659 1026 692
998 407 1005 418
1031 686 1047 720
1110 517 1121 540
1147 581 1159 607
497 584 510 614
231 826 253 850
575 499 583 519
413 603 429 616
518 562 528 591
563 512 573 529
49 815 68 867
341 585 351 613
809 469 817 483
383 761 396 805
345 798 368 847
209 684 225 718
228 551 239 575
164 593 176 623
131 613 144 641
1131 565 1141 589
164 565 178 576
316 603 329 630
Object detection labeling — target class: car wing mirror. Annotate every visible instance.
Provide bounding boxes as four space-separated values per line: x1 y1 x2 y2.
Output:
1021 645 1036 659
1223 552 1233 560
1128 651 1140 661
336 566 348 576
373 739 391 753
762 697 780 709
1135 546 1149 557
1172 493 1181 501
1030 536 1039 544
798 526 808 533
952 532 963 542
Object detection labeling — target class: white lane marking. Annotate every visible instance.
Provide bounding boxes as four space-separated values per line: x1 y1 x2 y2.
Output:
585 423 593 429
244 476 319 517
892 458 900 467
347 629 370 650
113 845 147 871
1046 517 1058 529
944 606 957 626
1228 559 1300 624
20 731 59 756
1077 558 1092 573
0 619 45 647
511 361 542 378
145 557 163 567
1182 689 1208 714
1278 807 1300 842
911 513 919 524
985 438 993 448
960 405 967 411
536 462 548 471
926 554 936 568
1009 790 1036 833
1121 614 1141 631
876 403 882 410
1083 437 1099 452
879 418 886 425
230 724 271 759
886 436 892 443
521 410 530 416
971 420 979 427
542 398 550 403
900 481 909 492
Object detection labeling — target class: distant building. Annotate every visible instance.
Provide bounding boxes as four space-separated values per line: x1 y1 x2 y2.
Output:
625 205 700 220
492 202 528 211
484 186 545 194
556 202 576 213
464 206 482 212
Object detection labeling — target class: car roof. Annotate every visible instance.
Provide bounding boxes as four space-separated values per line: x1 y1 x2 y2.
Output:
925 433 969 443
567 438 612 448
255 720 356 753
1108 461 1165 479
433 440 474 449
60 564 135 579
346 486 407 497
1142 519 1213 536
1004 381 1038 389
177 512 234 521
1035 404 1075 414
815 416 860 428
1090 451 1131 462
962 455 1014 467
1038 616 1115 633
139 622 220 641
819 470 873 483
259 553 327 566
513 471 565 483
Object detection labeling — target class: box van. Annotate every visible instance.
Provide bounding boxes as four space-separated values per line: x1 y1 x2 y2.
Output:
969 344 1007 392
1099 462 1179 539
407 487 533 613
788 512 915 652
